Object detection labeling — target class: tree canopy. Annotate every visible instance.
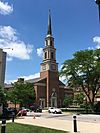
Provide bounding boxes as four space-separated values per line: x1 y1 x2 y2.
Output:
0 86 5 104
74 92 85 105
6 82 36 108
63 96 73 107
60 49 100 110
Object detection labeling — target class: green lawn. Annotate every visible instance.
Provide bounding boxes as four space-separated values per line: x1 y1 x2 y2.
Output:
0 123 68 133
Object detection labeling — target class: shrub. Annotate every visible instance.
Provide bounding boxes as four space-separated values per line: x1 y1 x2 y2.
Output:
94 102 100 113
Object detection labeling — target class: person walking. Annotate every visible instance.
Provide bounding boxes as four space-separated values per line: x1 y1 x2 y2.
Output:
33 111 35 119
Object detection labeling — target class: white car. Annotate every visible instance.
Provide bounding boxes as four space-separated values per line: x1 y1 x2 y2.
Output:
48 107 62 114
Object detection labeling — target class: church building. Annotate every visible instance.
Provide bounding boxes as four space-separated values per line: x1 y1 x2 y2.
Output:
4 11 73 108
26 11 73 108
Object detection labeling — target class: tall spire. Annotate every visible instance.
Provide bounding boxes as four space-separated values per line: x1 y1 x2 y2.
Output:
47 9 52 36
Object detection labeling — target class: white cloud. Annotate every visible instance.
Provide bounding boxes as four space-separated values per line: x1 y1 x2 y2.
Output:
19 73 40 80
7 56 13 61
59 76 67 84
96 44 100 49
0 1 13 15
0 26 17 41
0 26 33 61
6 73 67 84
58 64 63 71
88 47 94 50
93 36 100 49
93 36 100 43
58 65 67 84
5 79 17 84
5 73 40 84
37 48 43 58
89 36 100 50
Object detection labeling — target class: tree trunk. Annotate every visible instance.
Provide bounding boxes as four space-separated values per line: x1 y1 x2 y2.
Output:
15 101 16 109
90 102 95 113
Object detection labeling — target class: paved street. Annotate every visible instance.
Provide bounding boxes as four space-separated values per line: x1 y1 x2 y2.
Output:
45 113 100 123
23 111 100 133
1 111 100 133
27 111 100 123
15 112 100 133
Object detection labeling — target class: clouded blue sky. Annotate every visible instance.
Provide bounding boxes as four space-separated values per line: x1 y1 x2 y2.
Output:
0 0 100 83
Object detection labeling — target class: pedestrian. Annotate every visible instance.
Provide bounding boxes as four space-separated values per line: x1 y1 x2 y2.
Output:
33 111 35 119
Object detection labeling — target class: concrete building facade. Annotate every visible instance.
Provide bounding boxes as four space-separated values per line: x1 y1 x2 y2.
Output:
0 49 6 87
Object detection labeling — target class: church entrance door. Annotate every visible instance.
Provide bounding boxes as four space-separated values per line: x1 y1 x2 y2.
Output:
39 98 45 108
51 97 57 107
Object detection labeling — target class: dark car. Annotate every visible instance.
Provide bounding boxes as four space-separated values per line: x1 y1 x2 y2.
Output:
30 105 42 113
36 107 42 113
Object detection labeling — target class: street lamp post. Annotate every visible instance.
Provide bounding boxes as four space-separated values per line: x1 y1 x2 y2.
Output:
0 47 13 133
0 91 7 133
95 0 100 22
73 115 77 132
1 103 6 133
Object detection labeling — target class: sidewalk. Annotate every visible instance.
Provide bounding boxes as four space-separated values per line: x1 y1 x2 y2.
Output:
14 116 100 133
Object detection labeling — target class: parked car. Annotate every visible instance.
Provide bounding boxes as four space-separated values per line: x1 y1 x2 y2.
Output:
30 106 42 113
21 108 31 112
48 107 62 114
17 109 27 116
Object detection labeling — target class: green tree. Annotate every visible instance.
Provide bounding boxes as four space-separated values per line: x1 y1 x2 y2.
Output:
60 49 100 111
6 82 36 108
0 86 6 104
74 92 85 106
63 96 73 107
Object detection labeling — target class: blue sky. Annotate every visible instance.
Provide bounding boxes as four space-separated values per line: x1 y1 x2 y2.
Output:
0 0 100 83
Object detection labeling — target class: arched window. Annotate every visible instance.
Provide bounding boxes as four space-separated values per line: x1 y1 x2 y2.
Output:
45 52 47 59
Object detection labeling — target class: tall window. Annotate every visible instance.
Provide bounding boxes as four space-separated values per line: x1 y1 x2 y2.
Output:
51 52 54 59
50 40 52 46
45 52 47 59
46 40 48 46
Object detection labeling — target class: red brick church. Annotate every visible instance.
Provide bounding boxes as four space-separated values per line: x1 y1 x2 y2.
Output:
5 11 73 108
26 11 73 108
